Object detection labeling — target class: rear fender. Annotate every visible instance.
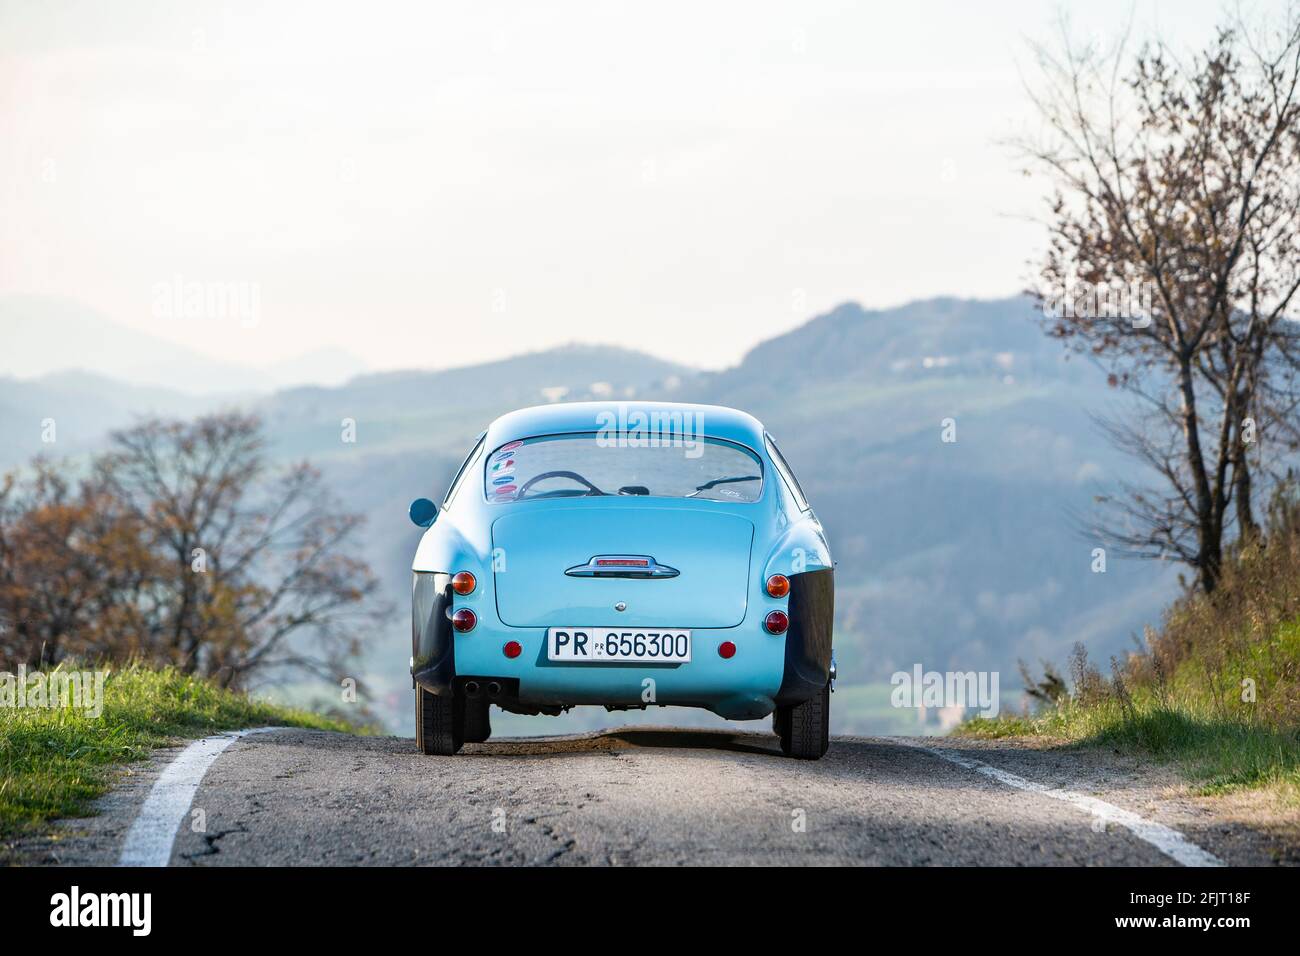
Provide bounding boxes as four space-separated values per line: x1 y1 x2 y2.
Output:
412 511 491 575
412 514 494 694
762 520 834 706
412 571 454 693
775 567 835 706
762 519 832 579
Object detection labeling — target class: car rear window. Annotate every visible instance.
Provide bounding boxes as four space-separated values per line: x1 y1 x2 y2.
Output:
484 433 763 503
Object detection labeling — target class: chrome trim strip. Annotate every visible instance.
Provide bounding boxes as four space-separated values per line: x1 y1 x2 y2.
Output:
564 554 680 579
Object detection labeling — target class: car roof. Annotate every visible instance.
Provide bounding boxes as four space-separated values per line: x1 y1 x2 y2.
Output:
484 401 767 452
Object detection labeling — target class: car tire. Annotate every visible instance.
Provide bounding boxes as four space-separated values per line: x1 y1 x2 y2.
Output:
462 700 492 744
777 680 830 760
415 684 463 755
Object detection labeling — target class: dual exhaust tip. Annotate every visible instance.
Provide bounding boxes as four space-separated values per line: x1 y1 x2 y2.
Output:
463 680 502 699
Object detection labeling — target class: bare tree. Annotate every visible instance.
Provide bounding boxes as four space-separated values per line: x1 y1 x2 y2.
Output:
95 413 386 686
0 413 386 688
1021 13 1300 592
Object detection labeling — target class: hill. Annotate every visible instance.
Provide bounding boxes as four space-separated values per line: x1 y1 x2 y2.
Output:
0 295 1177 734
0 295 366 396
245 296 1174 732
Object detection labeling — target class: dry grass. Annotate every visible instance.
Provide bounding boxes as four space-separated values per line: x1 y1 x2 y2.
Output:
961 491 1300 804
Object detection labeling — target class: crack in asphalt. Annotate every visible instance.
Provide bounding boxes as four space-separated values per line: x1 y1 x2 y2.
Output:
180 824 248 860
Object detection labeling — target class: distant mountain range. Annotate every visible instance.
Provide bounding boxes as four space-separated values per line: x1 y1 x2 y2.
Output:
0 294 1177 734
0 295 368 394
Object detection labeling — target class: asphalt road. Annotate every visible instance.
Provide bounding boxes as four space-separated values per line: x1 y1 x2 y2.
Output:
23 727 1285 866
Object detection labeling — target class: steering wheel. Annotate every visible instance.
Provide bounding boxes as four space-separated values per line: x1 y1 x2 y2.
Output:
516 470 606 499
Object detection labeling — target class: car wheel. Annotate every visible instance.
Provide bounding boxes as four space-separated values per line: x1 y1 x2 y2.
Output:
462 699 492 743
777 680 830 759
415 684 463 755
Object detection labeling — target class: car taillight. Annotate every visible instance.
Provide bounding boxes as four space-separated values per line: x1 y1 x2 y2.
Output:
764 610 789 634
718 641 737 659
451 608 477 632
451 571 476 595
765 574 790 598
503 640 522 659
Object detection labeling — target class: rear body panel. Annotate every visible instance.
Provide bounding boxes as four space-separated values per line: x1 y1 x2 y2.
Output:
491 503 754 627
411 402 834 722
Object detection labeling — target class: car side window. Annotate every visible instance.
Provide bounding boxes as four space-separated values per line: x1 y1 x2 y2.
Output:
443 436 485 508
764 434 810 512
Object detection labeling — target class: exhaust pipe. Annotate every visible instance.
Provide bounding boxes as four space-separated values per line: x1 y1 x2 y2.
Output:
464 680 481 697
487 681 502 698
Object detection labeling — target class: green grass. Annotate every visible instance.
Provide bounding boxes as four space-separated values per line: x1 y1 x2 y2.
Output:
962 703 1300 797
0 662 354 841
958 637 1300 803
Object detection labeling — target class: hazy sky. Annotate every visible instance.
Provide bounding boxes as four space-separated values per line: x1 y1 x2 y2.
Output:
1 0 1234 375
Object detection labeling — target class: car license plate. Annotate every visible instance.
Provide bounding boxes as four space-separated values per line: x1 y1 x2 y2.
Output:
547 628 691 663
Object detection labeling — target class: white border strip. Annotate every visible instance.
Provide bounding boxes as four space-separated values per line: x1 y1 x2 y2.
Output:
118 727 285 867
913 744 1223 867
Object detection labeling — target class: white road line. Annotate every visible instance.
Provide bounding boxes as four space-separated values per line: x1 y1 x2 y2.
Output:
117 727 285 867
912 744 1223 867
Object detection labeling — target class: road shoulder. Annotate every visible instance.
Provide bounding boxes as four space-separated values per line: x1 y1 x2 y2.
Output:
894 735 1296 866
4 741 189 866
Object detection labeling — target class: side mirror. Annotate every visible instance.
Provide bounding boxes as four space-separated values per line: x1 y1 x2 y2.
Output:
409 497 439 528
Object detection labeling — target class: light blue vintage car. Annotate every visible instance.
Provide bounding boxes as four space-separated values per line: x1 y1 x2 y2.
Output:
408 401 835 758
